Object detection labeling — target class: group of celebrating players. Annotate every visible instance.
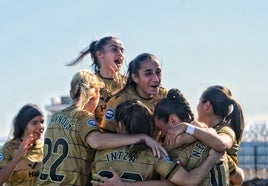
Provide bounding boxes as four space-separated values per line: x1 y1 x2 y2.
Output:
0 36 245 186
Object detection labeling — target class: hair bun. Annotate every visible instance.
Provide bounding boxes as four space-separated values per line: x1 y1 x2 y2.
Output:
167 88 181 100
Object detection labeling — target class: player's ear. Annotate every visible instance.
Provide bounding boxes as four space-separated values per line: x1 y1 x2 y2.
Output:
168 114 181 127
96 50 104 61
204 100 211 111
131 73 139 84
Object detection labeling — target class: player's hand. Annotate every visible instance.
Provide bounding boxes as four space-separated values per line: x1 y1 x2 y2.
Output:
208 148 224 164
143 135 167 158
17 134 34 159
165 123 188 150
91 167 124 186
164 133 196 151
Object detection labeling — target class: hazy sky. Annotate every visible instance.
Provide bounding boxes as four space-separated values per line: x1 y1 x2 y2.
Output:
1 0 268 138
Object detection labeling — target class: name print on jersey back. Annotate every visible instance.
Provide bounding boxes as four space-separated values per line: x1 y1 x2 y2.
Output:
105 151 136 164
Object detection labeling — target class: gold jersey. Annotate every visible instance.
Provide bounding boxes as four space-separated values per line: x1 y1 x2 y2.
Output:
170 139 229 185
100 86 168 133
92 146 180 182
36 105 99 186
0 138 43 186
94 73 126 125
169 141 214 185
214 121 238 175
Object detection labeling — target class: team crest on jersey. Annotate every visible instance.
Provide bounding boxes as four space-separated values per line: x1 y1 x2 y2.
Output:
87 119 97 127
164 155 173 163
105 108 115 121
0 153 3 162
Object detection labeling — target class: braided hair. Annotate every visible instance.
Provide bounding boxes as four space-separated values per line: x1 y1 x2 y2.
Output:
154 88 194 123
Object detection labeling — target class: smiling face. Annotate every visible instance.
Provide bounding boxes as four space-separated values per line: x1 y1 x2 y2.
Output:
97 38 125 76
132 59 162 99
23 115 45 142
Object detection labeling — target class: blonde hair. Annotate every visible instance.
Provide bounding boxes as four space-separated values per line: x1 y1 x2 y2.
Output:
70 69 104 110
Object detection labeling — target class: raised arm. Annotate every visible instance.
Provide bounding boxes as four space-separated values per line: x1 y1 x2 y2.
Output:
0 135 33 185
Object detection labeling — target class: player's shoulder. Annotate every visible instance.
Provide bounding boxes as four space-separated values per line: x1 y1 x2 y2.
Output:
159 87 168 95
110 89 130 103
214 122 236 147
4 138 20 149
79 109 94 117
216 121 235 136
0 138 20 158
76 110 96 125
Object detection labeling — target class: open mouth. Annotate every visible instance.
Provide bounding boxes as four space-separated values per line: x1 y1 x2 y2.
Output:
151 85 159 89
34 131 43 136
114 59 122 65
114 59 123 70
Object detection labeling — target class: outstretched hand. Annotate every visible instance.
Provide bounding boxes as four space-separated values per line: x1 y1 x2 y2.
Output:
143 135 167 158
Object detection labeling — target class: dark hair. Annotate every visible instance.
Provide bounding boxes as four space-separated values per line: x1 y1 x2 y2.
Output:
13 103 44 139
66 36 120 73
154 88 194 123
201 85 244 143
115 99 155 155
119 53 160 93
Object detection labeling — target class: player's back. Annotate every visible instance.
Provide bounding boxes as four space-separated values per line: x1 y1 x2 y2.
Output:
93 145 179 182
36 106 98 185
169 141 214 185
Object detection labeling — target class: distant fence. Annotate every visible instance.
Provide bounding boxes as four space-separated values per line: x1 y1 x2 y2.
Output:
238 141 268 180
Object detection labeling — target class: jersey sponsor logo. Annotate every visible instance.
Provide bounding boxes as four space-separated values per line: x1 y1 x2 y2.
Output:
0 153 3 162
164 155 173 163
88 119 97 127
105 108 115 121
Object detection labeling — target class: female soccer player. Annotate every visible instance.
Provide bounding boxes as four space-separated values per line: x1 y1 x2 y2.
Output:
0 104 45 185
67 36 126 124
92 99 222 186
36 70 165 185
100 53 168 141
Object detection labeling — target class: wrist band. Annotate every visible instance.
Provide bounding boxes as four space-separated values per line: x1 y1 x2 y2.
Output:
186 125 195 135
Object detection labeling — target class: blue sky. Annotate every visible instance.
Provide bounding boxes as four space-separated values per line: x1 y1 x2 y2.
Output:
1 0 268 138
